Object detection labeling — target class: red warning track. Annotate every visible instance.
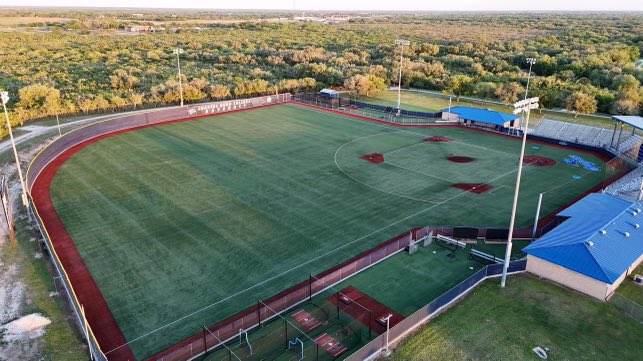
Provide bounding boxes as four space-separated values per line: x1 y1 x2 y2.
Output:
31 133 136 361
452 183 494 194
447 155 475 163
360 153 385 164
523 155 557 166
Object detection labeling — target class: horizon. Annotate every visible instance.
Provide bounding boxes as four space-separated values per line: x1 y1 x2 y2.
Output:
2 0 642 12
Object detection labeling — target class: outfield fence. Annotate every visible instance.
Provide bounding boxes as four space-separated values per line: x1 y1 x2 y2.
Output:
344 259 528 361
25 94 291 361
609 293 643 323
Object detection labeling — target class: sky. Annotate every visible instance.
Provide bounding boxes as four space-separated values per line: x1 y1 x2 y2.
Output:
2 0 642 12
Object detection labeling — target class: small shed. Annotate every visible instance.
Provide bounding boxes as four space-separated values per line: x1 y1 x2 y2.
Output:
319 89 339 98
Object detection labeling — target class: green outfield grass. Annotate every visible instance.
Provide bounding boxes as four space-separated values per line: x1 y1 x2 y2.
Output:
386 275 643 361
361 90 615 128
49 103 618 358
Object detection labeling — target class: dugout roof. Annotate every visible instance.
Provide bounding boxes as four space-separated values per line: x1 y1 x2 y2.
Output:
524 193 643 284
612 115 643 131
443 106 520 126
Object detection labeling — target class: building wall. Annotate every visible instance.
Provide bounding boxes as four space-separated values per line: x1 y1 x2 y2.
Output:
526 255 612 300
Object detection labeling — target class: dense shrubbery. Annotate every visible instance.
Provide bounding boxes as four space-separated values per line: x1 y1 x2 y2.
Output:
0 10 641 137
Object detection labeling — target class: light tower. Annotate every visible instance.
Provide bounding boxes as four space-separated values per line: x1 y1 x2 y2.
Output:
173 48 185 106
1 91 29 209
501 57 538 287
394 39 410 116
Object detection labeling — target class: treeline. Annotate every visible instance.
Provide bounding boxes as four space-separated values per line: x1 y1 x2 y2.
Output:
0 12 641 137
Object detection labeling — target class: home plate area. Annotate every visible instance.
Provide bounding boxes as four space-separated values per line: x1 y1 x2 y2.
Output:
315 333 349 358
292 310 323 332
330 286 405 335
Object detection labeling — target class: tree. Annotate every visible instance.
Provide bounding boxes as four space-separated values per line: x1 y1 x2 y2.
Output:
610 74 641 115
16 84 61 120
130 93 144 109
208 85 231 100
443 75 473 101
495 82 525 103
344 75 386 97
566 92 597 118
110 69 139 90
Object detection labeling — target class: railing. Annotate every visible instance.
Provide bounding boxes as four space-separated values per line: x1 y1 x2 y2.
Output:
345 259 527 361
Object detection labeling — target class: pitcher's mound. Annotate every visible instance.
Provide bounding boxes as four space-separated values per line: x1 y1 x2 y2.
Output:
447 156 475 163
452 183 493 194
360 153 384 164
425 136 454 142
524 156 556 167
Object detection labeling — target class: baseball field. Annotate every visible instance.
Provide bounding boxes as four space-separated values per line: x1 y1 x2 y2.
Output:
42 102 619 358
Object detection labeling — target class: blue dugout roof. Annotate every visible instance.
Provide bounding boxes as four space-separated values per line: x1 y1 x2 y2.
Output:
612 115 643 131
524 193 643 284
443 106 520 126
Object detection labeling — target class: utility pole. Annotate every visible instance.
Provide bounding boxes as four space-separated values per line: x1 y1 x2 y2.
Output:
173 48 184 106
1 92 29 209
501 58 538 288
394 39 410 116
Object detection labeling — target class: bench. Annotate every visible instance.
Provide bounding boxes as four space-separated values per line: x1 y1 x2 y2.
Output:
470 248 503 264
435 234 466 252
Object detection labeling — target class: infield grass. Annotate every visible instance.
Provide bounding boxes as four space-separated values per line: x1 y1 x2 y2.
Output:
48 103 618 358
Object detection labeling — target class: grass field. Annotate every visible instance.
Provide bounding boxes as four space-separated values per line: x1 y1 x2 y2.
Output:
361 90 615 128
616 264 643 305
47 103 618 358
386 274 643 361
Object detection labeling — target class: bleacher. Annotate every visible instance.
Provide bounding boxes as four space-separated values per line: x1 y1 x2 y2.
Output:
531 119 613 148
604 167 643 201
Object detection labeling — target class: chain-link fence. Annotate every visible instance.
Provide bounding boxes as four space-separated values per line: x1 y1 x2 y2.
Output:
609 292 643 323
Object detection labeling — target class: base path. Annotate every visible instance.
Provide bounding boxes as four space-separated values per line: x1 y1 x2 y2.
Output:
329 286 404 335
425 136 454 142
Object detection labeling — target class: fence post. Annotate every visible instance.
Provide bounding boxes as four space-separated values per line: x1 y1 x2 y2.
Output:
284 318 288 349
309 274 313 301
257 300 262 326
203 327 208 356
336 292 340 319
368 310 373 340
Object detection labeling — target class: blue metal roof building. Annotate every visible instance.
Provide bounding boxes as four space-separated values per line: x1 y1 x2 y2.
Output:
442 106 521 126
524 193 643 299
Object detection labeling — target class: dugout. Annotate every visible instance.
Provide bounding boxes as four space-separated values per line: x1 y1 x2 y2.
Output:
523 193 643 300
442 106 522 134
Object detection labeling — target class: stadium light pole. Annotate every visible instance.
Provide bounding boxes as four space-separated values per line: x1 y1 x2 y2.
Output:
173 48 185 107
382 313 393 356
394 39 410 116
501 58 538 288
1 92 29 209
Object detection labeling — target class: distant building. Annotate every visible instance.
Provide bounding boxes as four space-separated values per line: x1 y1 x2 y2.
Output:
441 106 521 131
124 25 158 33
524 193 643 300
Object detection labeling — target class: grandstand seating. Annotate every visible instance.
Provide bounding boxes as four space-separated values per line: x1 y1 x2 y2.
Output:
531 119 614 148
604 167 643 201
